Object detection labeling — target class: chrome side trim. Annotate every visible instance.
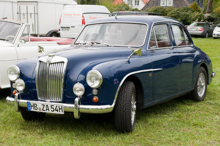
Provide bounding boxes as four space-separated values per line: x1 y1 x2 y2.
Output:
112 68 163 110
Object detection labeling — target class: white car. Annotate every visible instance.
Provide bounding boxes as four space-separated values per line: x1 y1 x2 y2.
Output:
0 19 73 89
213 24 220 39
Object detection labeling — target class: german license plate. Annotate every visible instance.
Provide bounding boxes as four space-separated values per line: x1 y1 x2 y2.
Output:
27 102 64 114
62 27 69 31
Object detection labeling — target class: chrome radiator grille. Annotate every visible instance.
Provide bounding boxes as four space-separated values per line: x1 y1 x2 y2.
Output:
36 56 68 102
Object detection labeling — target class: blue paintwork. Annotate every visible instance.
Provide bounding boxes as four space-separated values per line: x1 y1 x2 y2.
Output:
11 16 213 109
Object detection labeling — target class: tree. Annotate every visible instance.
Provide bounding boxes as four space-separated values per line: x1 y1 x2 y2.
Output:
206 0 214 14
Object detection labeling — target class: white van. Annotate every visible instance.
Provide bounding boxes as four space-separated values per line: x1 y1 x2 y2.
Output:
59 5 110 38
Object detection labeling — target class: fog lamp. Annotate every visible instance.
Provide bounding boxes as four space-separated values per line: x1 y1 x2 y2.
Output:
73 82 85 97
14 79 25 91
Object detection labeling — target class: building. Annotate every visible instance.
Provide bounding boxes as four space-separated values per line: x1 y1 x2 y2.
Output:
141 0 203 10
113 0 149 10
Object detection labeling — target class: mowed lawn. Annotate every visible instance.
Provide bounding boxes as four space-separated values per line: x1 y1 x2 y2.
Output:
0 38 219 145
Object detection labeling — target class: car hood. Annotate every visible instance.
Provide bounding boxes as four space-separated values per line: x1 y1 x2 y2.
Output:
214 27 220 32
0 41 14 47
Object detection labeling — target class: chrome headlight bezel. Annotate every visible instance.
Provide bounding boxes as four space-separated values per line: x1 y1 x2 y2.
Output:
73 82 85 97
7 65 20 82
86 70 103 88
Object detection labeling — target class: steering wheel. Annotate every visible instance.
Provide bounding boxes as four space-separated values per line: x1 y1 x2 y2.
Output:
5 35 15 41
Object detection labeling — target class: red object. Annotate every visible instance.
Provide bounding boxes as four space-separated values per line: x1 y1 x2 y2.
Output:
199 28 204 31
22 36 74 45
92 96 99 103
82 15 85 26
59 15 62 25
13 90 17 95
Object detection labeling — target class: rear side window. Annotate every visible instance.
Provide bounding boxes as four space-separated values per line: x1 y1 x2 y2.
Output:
149 24 172 48
172 25 191 46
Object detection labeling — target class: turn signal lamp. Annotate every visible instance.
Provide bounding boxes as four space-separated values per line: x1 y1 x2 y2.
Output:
93 96 99 103
13 90 17 95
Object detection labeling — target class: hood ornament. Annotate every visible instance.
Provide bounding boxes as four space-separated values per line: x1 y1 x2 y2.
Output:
46 54 55 64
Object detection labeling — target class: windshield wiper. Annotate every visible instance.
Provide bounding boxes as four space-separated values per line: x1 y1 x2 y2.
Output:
0 38 6 41
75 41 112 47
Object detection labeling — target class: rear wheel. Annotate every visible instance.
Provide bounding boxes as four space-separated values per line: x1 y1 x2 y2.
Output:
20 108 46 121
204 32 209 38
191 67 207 101
50 32 58 37
114 81 136 132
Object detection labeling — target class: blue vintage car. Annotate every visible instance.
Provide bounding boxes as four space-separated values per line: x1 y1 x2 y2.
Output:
6 16 215 132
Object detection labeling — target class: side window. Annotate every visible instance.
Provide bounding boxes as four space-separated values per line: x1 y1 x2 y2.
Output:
172 25 191 46
149 24 171 48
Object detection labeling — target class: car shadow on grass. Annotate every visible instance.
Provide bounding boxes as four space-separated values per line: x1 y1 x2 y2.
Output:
17 94 195 134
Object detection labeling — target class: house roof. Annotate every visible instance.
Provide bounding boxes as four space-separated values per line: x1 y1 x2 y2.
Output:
142 0 149 5
113 0 123 5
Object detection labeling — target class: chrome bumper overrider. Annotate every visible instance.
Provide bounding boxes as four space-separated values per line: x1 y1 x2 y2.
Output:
211 72 215 78
6 94 114 119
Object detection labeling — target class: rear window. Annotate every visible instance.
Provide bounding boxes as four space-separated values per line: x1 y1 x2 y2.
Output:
190 22 205 27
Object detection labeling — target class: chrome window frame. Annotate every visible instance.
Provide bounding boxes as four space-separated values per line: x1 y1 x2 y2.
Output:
148 22 172 50
171 23 193 48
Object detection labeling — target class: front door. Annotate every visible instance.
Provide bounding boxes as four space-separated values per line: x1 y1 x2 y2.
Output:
148 23 180 101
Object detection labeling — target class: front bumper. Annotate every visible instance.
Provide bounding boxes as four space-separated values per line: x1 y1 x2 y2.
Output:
6 95 114 119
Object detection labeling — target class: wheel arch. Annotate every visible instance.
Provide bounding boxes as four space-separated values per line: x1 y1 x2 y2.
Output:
200 63 209 84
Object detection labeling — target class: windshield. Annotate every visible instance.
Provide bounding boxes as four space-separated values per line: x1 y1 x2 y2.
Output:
75 23 147 47
0 21 21 42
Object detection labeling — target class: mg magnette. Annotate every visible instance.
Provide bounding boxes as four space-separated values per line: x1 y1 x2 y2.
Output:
6 16 215 132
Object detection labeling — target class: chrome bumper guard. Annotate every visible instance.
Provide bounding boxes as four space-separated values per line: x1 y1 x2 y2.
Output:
211 72 215 78
6 95 114 119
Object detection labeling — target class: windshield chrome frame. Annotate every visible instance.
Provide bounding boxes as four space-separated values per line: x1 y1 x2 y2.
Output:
74 21 149 48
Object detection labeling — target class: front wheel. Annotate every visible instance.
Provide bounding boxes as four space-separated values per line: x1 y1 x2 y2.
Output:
114 81 136 132
191 67 207 101
20 108 46 121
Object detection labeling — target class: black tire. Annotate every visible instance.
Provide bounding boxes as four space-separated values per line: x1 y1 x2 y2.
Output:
213 37 217 39
190 67 207 101
20 108 46 121
50 32 58 37
114 81 136 132
204 32 209 38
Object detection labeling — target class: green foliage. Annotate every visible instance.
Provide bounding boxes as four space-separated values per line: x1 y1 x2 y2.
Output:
189 1 201 12
214 6 220 15
148 6 167 16
203 0 220 13
167 7 195 25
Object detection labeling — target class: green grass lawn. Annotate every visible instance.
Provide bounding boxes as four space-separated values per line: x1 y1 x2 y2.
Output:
0 38 219 145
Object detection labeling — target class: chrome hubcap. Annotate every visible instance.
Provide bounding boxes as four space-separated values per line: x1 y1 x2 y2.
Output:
197 73 206 97
131 92 136 126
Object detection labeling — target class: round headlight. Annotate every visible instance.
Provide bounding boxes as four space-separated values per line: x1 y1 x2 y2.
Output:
86 70 103 88
7 65 20 82
73 82 85 96
15 79 25 91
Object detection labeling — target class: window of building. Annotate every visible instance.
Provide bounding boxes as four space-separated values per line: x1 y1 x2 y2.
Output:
135 0 139 5
160 0 173 6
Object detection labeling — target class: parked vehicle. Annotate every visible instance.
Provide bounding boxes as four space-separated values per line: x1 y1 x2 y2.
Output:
187 22 214 38
59 5 110 38
0 0 76 37
213 23 220 39
111 11 160 16
0 19 73 89
6 16 215 132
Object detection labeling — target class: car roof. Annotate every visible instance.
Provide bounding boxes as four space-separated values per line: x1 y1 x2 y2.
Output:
90 15 179 25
